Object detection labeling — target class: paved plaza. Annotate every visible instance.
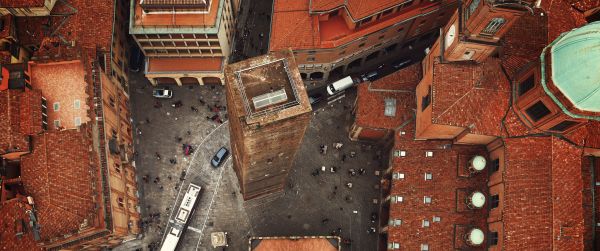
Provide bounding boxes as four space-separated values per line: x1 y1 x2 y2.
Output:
115 71 382 251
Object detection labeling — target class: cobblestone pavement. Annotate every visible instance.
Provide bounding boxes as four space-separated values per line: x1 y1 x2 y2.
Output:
115 71 380 251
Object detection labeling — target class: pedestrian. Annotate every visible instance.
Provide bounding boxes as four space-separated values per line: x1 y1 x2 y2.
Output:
176 136 182 142
341 154 346 162
187 130 191 135
359 168 366 175
155 152 161 160
168 175 172 180
321 218 329 225
146 118 150 124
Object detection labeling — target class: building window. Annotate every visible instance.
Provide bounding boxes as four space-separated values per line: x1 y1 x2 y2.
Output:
464 0 480 21
481 17 506 36
307 57 316 62
74 117 81 126
74 100 81 109
421 86 431 111
53 120 61 129
358 42 366 48
489 231 499 246
378 35 385 40
525 101 551 122
118 197 124 207
109 97 116 107
490 194 499 209
53 102 60 111
519 74 535 96
549 120 579 132
490 158 500 174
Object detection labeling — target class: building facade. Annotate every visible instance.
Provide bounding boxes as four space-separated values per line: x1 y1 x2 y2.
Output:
130 0 238 86
269 0 458 89
224 50 312 200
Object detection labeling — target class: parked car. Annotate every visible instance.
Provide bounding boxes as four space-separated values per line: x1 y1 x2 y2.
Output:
360 71 379 82
211 147 229 168
392 59 412 69
152 88 172 99
309 93 324 105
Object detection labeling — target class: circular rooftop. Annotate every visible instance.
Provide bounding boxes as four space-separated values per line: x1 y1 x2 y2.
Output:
548 21 600 113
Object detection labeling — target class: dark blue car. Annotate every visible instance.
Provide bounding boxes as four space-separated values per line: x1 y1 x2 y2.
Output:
211 147 229 168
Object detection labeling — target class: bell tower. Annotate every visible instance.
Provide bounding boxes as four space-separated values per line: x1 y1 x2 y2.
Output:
441 0 534 62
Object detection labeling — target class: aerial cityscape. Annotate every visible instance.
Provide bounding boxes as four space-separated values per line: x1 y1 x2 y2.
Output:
0 0 599 250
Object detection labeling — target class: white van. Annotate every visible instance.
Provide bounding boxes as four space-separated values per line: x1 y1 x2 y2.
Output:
327 76 359 95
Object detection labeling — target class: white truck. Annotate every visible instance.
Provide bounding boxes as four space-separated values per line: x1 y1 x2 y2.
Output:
326 76 360 95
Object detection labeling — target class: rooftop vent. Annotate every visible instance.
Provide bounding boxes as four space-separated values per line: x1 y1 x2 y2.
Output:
467 191 486 209
252 88 288 110
468 155 487 173
465 228 485 246
388 242 400 249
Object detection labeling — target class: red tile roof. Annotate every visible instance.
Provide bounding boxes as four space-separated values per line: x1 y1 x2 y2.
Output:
274 0 310 12
20 129 98 243
0 0 45 7
502 136 585 250
543 0 588 42
388 123 489 250
569 0 600 12
270 9 318 50
16 0 114 59
0 90 31 155
28 60 91 129
369 63 422 90
19 89 44 136
354 64 421 130
431 58 510 136
270 0 443 51
310 0 403 20
0 199 42 251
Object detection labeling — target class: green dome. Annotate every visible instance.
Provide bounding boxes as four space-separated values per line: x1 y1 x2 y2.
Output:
548 21 600 113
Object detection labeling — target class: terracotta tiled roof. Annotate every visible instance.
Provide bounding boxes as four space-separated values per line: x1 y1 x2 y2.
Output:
564 121 600 149
369 63 422 90
355 84 415 130
388 123 489 249
19 89 44 136
270 9 318 50
20 129 98 242
309 0 345 12
0 199 42 251
29 61 91 130
354 64 421 130
431 58 510 136
0 0 45 8
0 90 30 155
501 9 547 79
274 0 310 12
543 0 588 42
310 0 403 20
566 0 600 13
16 0 114 59
502 136 585 250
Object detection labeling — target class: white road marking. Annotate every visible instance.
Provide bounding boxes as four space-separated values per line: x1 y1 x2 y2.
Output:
194 156 231 250
187 226 202 234
159 121 229 246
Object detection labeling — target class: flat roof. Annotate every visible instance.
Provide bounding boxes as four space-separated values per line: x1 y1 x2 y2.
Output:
147 57 224 73
225 50 311 125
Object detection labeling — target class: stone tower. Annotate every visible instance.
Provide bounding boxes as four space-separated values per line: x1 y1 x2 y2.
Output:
224 49 312 200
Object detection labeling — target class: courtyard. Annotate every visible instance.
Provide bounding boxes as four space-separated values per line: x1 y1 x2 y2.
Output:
116 71 382 251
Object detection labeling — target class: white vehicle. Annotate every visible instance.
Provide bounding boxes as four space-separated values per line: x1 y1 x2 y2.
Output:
160 183 201 251
326 76 360 95
153 88 173 99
